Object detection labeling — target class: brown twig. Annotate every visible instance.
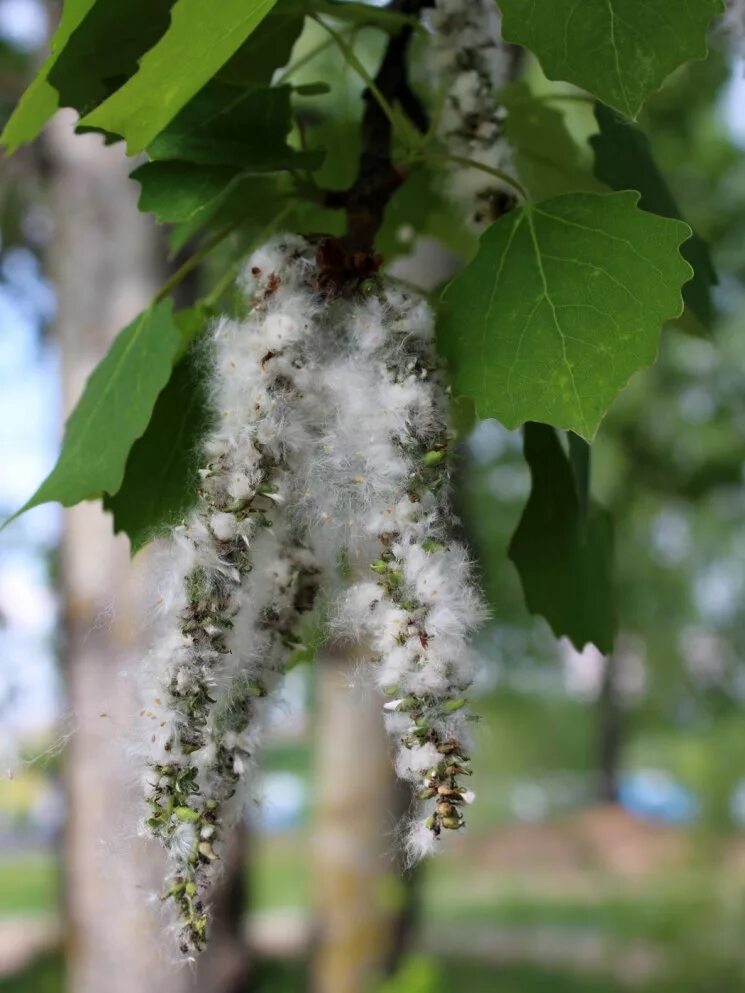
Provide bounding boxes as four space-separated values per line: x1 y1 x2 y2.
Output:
315 0 433 293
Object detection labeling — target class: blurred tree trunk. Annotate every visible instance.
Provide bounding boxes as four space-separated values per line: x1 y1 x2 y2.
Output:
598 654 622 804
46 114 248 993
308 243 454 993
310 646 415 993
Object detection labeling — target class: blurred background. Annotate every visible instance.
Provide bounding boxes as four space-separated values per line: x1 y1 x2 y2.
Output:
1 2 745 992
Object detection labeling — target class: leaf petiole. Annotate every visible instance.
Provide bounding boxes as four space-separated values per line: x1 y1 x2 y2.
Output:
154 222 239 304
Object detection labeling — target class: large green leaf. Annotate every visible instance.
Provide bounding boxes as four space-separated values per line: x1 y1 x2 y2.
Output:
46 0 174 117
438 191 692 440
1 0 96 152
590 103 717 327
509 423 617 653
147 83 320 171
79 0 280 153
105 344 214 553
12 301 180 517
500 82 604 200
499 0 724 119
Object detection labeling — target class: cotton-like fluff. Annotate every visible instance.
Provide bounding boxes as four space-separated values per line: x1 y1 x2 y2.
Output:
724 0 745 49
425 0 518 228
301 284 487 862
141 236 320 954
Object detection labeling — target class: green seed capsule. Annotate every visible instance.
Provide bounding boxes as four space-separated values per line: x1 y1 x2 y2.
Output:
441 815 463 830
422 450 445 466
174 806 200 823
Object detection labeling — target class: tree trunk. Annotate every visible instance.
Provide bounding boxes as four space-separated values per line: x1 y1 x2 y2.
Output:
310 645 414 993
308 243 455 993
46 113 247 993
597 654 622 804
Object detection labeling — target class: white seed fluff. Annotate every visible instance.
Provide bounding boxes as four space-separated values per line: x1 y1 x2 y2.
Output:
140 236 321 952
426 0 519 228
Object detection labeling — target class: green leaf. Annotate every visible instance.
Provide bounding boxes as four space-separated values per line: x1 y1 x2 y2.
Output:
131 162 239 223
105 343 214 553
166 175 302 254
1 0 96 152
147 83 321 171
509 423 617 654
174 304 212 357
590 102 717 327
499 0 724 119
500 82 604 200
78 0 281 154
11 301 180 518
217 8 305 86
46 0 174 117
438 191 692 440
449 396 477 440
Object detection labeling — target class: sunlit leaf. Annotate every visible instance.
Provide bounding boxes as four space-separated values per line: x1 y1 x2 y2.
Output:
78 0 281 153
9 301 180 518
47 0 173 117
1 0 96 152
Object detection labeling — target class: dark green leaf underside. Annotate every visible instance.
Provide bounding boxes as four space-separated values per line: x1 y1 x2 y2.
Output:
147 83 321 172
105 344 214 553
132 162 240 223
509 423 617 653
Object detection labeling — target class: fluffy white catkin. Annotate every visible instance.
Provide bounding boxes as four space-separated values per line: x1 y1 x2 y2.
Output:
141 236 320 953
139 234 487 951
426 0 518 228
296 283 487 861
724 0 745 48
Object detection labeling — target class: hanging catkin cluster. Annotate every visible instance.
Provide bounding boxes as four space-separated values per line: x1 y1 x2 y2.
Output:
140 237 487 951
141 236 321 953
426 0 519 228
303 285 486 862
